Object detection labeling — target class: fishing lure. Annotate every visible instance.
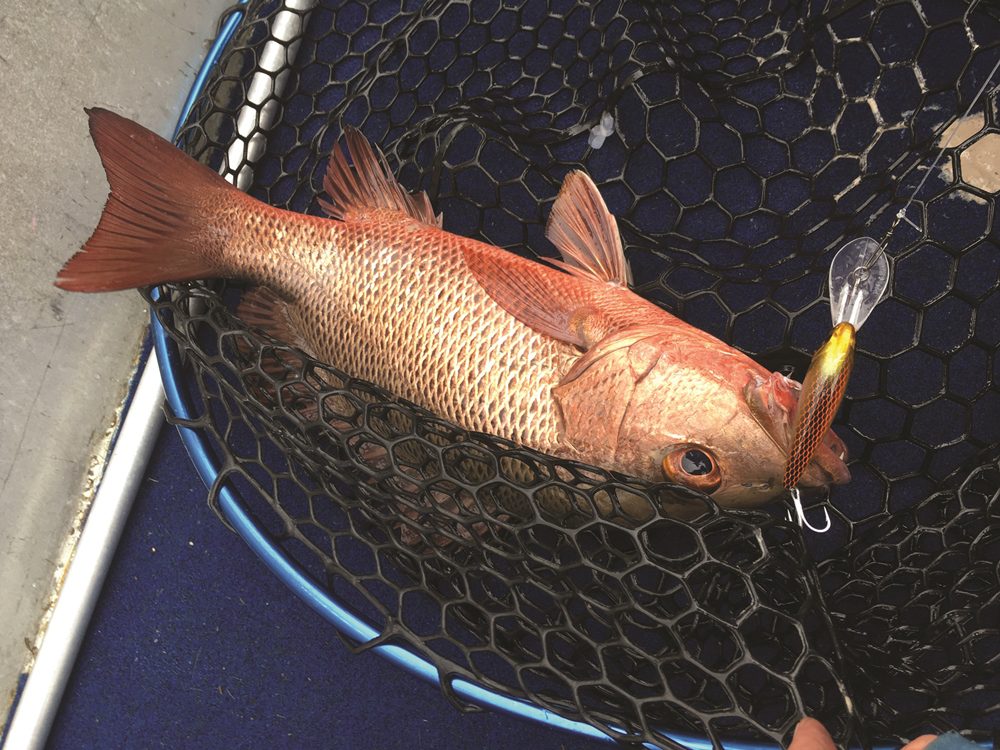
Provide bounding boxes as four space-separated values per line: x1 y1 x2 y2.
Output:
784 53 1000 531
784 238 889 531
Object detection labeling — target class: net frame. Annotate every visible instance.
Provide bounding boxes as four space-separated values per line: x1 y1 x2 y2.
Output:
147 1 1000 747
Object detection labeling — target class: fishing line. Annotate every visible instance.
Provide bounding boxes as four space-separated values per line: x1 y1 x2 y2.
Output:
867 49 1000 268
786 48 1000 533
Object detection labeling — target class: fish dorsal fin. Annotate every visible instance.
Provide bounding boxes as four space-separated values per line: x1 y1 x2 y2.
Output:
319 127 441 227
545 171 633 286
463 244 619 348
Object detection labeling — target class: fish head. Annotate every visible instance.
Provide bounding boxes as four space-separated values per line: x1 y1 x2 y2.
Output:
555 327 850 507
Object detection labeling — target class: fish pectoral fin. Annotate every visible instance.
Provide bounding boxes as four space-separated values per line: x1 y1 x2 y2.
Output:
463 245 616 347
319 127 441 227
236 286 311 353
545 171 633 286
553 326 663 458
559 325 665 387
553 349 632 459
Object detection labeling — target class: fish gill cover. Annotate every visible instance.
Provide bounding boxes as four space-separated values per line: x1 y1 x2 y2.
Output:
149 1 1000 747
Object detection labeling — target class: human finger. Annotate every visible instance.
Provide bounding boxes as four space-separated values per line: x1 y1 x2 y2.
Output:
900 735 938 750
788 717 838 750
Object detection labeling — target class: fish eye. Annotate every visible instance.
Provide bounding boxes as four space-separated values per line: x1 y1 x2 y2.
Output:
662 445 722 494
681 449 712 476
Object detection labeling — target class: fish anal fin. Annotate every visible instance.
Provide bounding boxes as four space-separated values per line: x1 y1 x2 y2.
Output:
545 171 632 286
236 287 321 423
463 245 615 348
236 287 310 352
319 127 441 227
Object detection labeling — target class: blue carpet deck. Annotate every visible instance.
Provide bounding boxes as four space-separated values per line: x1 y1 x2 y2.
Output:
48 419 609 749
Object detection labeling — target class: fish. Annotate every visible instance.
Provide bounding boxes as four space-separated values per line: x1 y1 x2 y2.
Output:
56 108 850 508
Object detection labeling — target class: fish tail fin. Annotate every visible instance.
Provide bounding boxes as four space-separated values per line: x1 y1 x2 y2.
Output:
56 108 243 292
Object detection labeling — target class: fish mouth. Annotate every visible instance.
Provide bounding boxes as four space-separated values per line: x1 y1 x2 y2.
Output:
744 370 850 488
797 428 851 487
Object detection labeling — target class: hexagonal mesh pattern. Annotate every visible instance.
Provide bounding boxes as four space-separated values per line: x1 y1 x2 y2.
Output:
151 1 1000 747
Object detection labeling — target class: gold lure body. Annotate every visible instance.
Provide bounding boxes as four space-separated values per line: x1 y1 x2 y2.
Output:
784 322 856 490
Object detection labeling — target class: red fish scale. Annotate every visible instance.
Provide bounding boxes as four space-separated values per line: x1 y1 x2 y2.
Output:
209 200 847 498
232 206 580 455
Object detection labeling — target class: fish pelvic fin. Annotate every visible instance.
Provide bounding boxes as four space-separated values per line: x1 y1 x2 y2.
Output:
545 171 633 286
55 108 240 292
319 127 441 227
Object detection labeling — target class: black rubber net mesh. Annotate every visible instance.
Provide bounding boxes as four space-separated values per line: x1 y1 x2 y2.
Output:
149 1 1000 747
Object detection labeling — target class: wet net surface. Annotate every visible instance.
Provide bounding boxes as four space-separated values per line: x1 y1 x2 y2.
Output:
151 1 1000 747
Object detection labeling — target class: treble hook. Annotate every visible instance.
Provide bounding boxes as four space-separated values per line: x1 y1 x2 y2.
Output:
785 488 832 533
